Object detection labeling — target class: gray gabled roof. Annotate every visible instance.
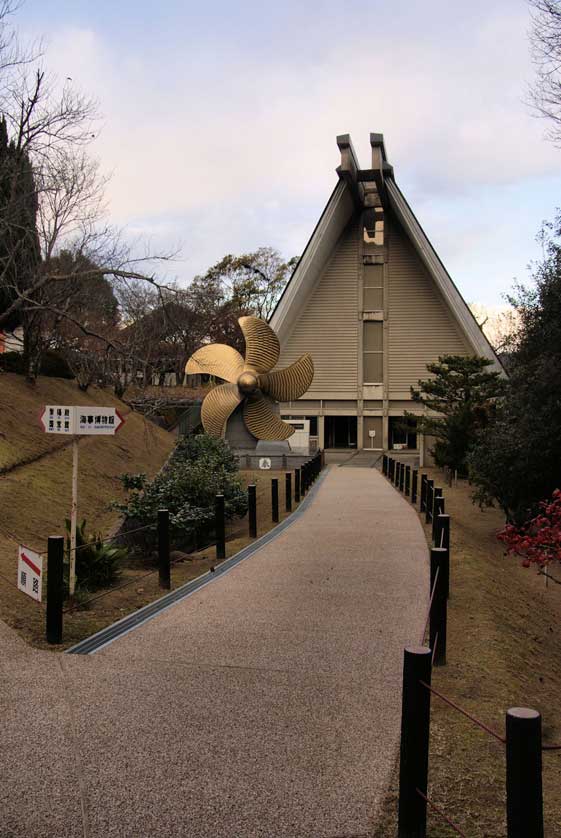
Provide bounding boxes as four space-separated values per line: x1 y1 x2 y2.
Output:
270 134 504 374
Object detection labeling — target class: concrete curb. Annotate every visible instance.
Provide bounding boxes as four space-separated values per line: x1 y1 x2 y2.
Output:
66 467 330 655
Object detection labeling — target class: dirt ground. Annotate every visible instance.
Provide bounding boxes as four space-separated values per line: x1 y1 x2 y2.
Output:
374 468 561 837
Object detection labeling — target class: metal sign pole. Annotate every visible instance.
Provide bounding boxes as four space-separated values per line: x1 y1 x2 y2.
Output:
69 437 79 596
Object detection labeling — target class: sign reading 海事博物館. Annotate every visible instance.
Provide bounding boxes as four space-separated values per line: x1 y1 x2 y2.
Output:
39 406 124 435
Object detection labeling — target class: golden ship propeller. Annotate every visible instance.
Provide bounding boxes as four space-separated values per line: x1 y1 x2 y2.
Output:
185 316 314 440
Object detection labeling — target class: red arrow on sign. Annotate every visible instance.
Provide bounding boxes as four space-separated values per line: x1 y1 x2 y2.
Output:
114 409 125 433
21 551 41 576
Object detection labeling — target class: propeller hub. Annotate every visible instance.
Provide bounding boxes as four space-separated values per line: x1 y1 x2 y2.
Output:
237 371 258 395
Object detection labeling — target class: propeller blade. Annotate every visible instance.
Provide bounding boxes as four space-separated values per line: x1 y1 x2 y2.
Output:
185 344 244 383
243 395 295 441
238 316 280 374
201 383 242 438
260 354 314 402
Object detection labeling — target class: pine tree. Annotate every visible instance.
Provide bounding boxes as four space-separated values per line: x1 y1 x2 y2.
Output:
409 354 504 475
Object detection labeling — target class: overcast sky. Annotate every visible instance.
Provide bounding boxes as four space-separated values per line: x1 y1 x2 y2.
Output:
17 0 561 307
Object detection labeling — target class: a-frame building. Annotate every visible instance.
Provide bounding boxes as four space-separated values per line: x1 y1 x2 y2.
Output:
270 133 502 461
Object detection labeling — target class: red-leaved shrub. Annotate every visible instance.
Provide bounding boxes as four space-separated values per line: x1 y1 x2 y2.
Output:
498 489 561 568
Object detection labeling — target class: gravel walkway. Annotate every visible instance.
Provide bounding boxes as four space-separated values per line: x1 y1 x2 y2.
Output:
0 465 428 838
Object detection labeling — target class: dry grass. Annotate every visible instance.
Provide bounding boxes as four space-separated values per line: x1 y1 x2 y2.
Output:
374 468 561 837
0 373 175 646
0 376 303 651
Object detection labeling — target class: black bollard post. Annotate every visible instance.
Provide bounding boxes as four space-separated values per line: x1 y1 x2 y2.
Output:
158 509 171 589
412 469 418 505
285 472 292 513
399 462 405 493
396 462 402 488
46 535 64 644
425 480 434 524
215 495 226 560
438 514 450 597
248 484 257 538
382 454 388 476
405 465 411 497
432 494 445 544
429 547 448 666
271 478 279 523
506 708 544 838
420 474 427 512
398 646 432 838
295 469 301 503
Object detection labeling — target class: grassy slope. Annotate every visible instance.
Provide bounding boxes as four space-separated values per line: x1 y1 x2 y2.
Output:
374 469 561 837
0 376 301 649
0 373 175 643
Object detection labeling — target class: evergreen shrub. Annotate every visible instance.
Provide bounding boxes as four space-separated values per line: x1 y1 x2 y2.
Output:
115 434 247 552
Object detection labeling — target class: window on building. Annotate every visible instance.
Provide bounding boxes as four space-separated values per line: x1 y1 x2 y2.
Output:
363 321 383 383
363 264 384 311
389 416 417 450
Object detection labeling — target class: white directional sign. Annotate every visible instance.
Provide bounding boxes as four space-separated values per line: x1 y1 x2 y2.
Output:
17 545 43 602
38 404 125 596
39 406 124 435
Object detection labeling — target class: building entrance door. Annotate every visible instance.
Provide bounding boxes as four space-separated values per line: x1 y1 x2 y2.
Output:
325 416 357 449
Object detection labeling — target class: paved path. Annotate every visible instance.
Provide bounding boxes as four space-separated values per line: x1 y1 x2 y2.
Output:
0 466 428 838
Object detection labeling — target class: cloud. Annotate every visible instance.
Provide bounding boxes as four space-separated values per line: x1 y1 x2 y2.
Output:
44 6 556 210
26 1 561 300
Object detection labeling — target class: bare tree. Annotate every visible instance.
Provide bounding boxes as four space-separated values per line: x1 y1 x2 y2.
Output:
0 9 177 381
528 0 561 143
469 303 520 354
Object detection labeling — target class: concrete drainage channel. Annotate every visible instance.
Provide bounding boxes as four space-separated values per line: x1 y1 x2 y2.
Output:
66 467 330 655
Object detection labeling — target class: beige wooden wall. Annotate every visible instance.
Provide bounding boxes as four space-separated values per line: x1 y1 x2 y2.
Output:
387 220 470 397
277 221 359 398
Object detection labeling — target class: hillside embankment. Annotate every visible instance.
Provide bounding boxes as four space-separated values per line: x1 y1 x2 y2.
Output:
0 373 175 644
